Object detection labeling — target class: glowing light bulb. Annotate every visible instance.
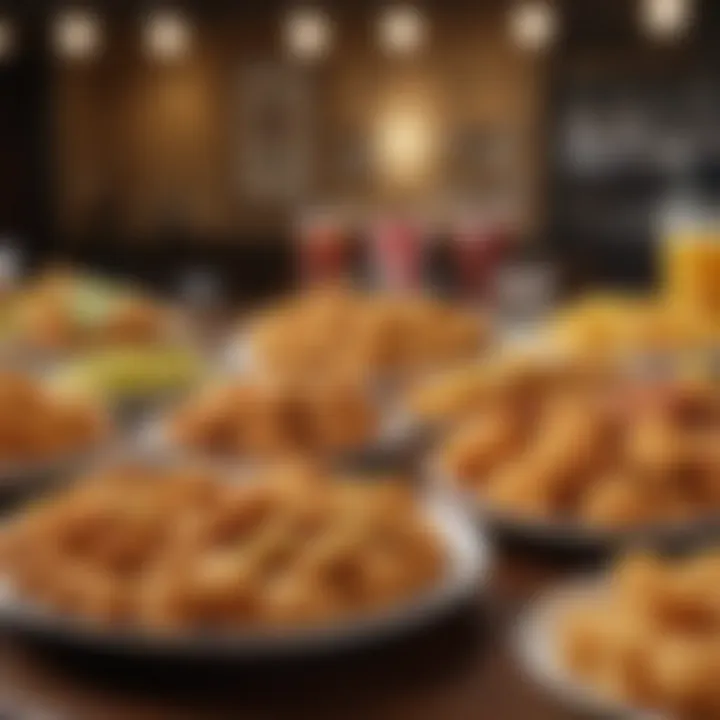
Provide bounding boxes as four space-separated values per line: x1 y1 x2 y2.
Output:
375 105 435 186
283 7 333 62
640 0 693 40
143 9 193 61
508 2 558 52
52 9 103 61
377 5 427 57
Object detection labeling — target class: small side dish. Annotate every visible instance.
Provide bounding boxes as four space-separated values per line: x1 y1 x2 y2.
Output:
0 465 445 632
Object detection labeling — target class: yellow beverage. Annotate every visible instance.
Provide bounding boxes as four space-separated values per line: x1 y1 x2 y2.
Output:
663 231 720 320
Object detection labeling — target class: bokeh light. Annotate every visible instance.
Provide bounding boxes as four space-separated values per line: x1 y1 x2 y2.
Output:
52 9 103 61
143 9 193 62
377 5 428 57
640 0 694 40
508 1 558 52
375 104 436 188
0 17 16 62
282 7 333 62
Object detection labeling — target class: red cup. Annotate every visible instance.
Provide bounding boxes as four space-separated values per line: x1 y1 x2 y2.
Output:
451 220 511 300
297 218 349 287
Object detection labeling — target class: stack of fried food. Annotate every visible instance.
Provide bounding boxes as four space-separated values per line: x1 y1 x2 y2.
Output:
560 552 720 718
437 360 720 527
0 464 444 630
168 376 379 459
0 370 109 463
248 287 485 382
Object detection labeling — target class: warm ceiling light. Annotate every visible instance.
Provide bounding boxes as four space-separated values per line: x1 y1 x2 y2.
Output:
52 9 103 61
508 1 558 52
0 17 16 61
640 0 693 39
143 9 192 61
377 5 427 57
283 7 333 62
375 104 436 186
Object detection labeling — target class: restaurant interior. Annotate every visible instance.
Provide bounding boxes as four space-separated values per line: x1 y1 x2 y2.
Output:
0 1 720 719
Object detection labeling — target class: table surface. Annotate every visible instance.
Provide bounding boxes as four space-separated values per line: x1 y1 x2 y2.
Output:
0 549 597 720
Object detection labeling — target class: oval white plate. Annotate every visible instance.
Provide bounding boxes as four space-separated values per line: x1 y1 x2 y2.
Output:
0 490 489 658
514 576 668 720
427 460 720 553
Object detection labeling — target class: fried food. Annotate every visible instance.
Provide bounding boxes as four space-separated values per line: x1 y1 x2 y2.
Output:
14 269 176 352
559 551 720 718
0 370 108 463
549 293 719 359
438 362 720 528
168 377 378 459
248 287 485 382
438 408 521 485
0 465 444 631
408 353 610 424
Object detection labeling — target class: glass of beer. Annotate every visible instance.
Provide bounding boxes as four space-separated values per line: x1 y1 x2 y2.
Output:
663 226 720 320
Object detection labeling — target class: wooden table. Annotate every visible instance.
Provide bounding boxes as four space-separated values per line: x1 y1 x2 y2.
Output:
0 550 596 720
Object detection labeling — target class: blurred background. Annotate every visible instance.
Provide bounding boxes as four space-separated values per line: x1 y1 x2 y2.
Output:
0 0 715 301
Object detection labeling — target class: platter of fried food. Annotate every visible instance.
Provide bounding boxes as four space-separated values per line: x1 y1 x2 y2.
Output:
0 370 111 489
516 550 720 719
0 461 486 656
231 286 486 385
4 269 183 357
431 355 720 547
149 374 415 467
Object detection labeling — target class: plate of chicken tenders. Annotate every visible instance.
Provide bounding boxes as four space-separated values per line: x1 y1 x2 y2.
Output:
411 353 720 550
140 372 420 472
515 550 720 719
227 286 488 384
0 460 488 657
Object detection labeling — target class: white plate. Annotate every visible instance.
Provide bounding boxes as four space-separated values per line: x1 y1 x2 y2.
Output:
514 576 667 720
427 460 720 553
0 490 489 658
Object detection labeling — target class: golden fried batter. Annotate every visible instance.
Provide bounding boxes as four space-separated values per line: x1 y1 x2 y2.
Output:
0 465 444 632
560 551 720 718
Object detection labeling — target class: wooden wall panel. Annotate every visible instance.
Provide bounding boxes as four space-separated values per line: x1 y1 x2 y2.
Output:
52 4 546 240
